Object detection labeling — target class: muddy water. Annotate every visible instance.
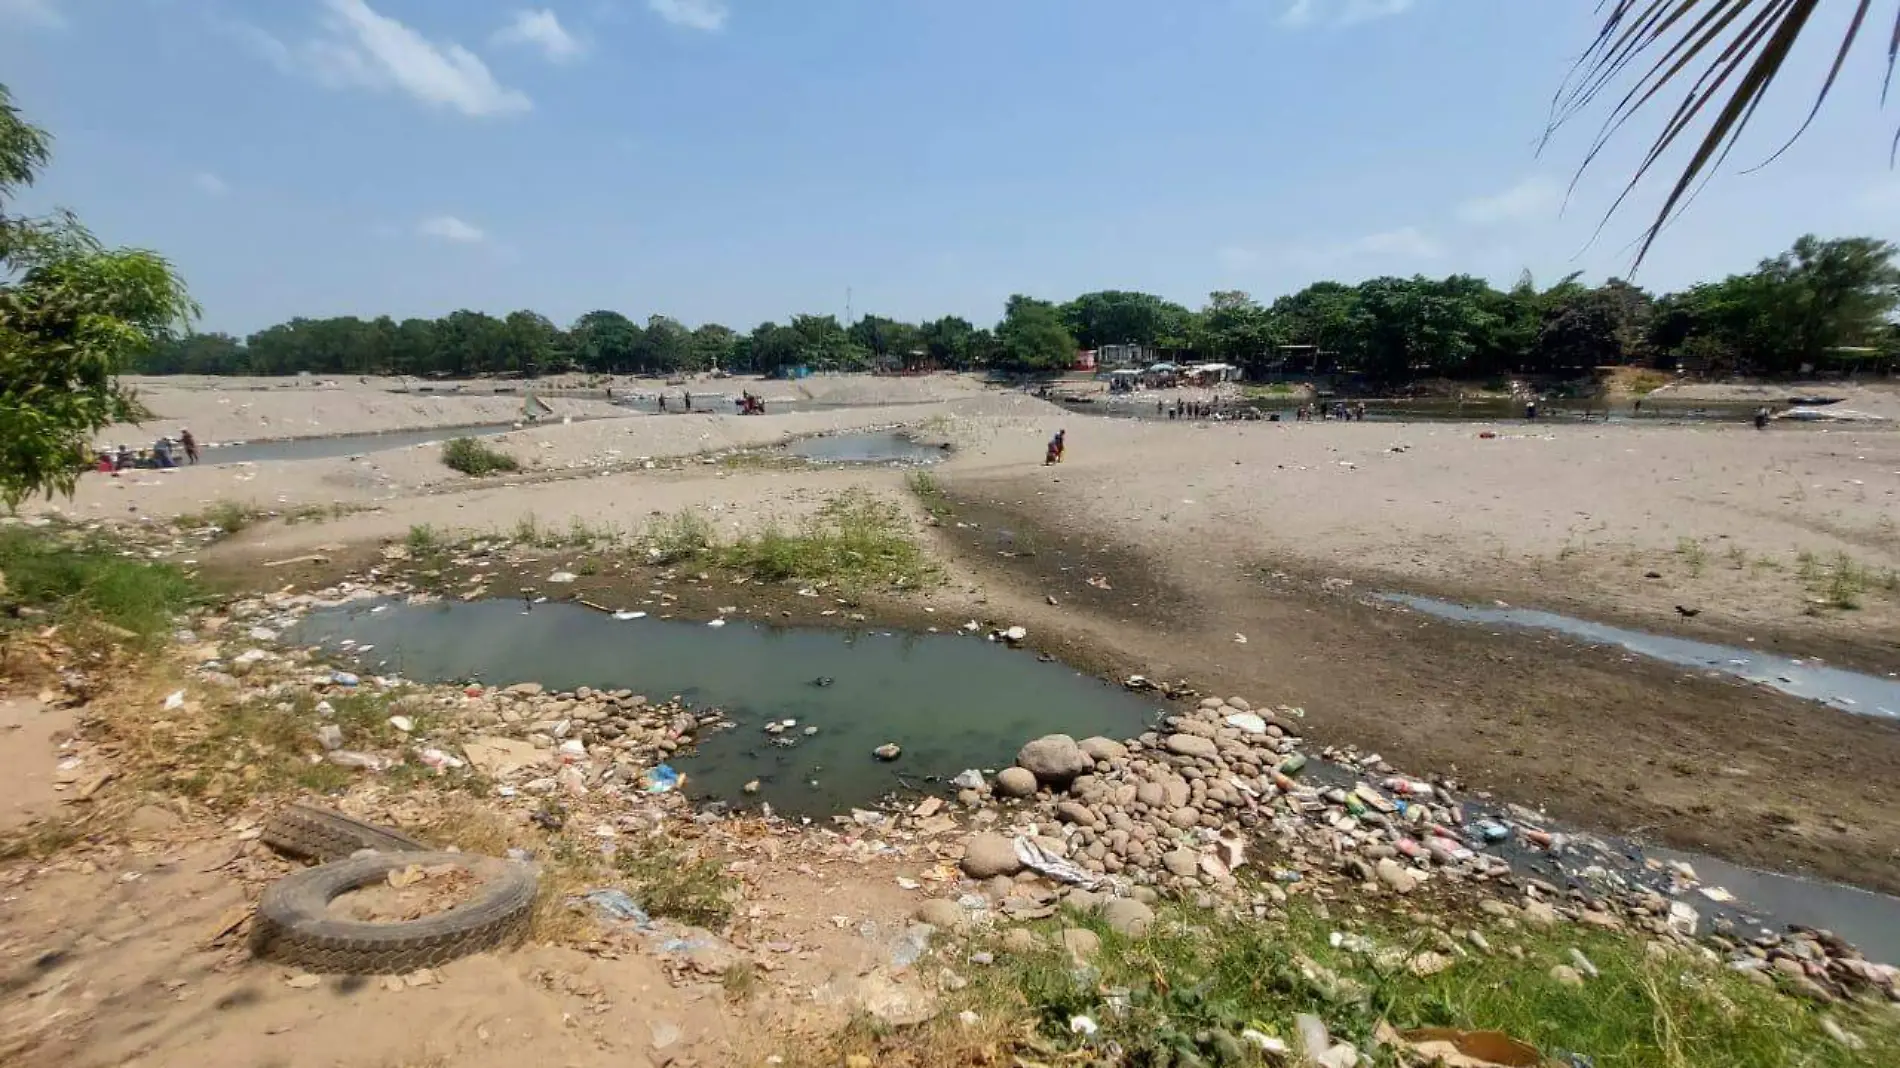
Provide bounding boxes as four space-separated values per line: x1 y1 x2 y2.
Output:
290 599 1160 815
786 431 946 465
202 424 519 465
1379 594 1900 719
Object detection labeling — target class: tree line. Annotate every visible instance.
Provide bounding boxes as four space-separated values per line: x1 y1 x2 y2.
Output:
138 234 1900 383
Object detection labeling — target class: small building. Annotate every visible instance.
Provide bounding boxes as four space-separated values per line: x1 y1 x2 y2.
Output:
1074 349 1098 372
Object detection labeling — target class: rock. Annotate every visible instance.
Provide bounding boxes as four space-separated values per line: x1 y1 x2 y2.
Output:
1016 734 1093 786
1549 964 1584 987
1164 734 1218 760
1478 899 1516 919
505 682 544 697
125 804 181 836
1409 952 1453 977
1521 900 1560 928
1102 898 1154 937
315 723 344 751
1079 736 1128 763
1000 928 1041 955
915 899 966 930
960 834 1023 879
994 766 1038 798
1376 859 1418 894
873 743 902 761
1056 801 1097 827
1060 928 1101 964
1064 889 1103 915
1162 849 1200 878
742 779 761 795
462 735 546 777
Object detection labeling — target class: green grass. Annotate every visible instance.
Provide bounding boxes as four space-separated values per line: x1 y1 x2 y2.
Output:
1795 551 1898 611
406 523 446 554
641 509 717 564
1675 537 1707 577
441 436 520 476
0 525 200 644
904 900 1900 1068
510 512 618 549
173 499 259 536
715 490 934 589
283 501 368 526
612 838 737 929
905 469 952 520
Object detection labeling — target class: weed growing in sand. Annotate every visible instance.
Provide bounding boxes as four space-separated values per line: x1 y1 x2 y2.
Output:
643 509 717 564
722 960 760 1002
174 499 258 537
717 490 935 589
441 436 519 477
807 900 1900 1068
1725 544 1748 569
1675 537 1706 577
284 501 370 526
612 837 737 928
0 526 199 644
406 524 446 554
905 469 952 520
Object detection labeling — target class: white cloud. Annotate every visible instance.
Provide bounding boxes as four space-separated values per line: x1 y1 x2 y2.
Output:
0 0 63 28
648 0 728 32
241 0 530 118
1280 0 1415 29
418 215 487 243
1259 226 1445 268
1457 176 1564 225
193 171 229 197
493 9 584 64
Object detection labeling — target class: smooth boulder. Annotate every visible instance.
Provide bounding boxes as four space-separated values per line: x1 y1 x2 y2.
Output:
960 833 1023 879
994 766 1039 798
1016 734 1093 786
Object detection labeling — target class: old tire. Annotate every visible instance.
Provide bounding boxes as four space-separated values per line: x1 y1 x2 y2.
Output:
252 851 537 974
263 803 429 862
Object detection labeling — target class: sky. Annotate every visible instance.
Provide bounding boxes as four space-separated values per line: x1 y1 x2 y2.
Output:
3 0 1897 336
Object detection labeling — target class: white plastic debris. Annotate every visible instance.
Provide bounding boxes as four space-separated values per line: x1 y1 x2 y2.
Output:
1224 712 1267 734
1068 1016 1098 1036
387 715 414 733
162 690 186 711
548 571 577 584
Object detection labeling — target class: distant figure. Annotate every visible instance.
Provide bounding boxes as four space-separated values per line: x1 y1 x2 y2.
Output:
1525 400 1539 420
152 436 176 469
684 392 693 412
1754 406 1771 430
1045 428 1066 465
180 427 199 465
658 394 668 413
1632 397 1643 415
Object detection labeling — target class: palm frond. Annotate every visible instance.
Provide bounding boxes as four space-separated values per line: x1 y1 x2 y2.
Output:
1547 1 1896 268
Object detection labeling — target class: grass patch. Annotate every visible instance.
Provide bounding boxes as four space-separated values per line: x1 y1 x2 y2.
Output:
849 900 1900 1068
510 513 618 549
1796 551 1896 611
406 523 446 554
906 469 952 521
0 525 200 644
1675 537 1706 577
612 836 738 929
284 501 368 526
715 490 934 589
441 437 519 477
641 509 717 565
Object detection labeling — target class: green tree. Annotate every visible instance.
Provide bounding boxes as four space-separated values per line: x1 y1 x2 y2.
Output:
691 323 738 372
501 310 563 376
1192 291 1280 373
995 295 1076 371
1060 290 1193 351
570 310 641 373
921 315 978 369
1 85 196 507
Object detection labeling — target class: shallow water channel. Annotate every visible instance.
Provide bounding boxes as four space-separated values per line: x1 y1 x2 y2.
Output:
1379 594 1900 719
202 423 517 465
786 430 946 465
291 599 1159 815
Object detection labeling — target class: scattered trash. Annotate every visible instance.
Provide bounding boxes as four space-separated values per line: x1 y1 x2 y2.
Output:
1224 711 1267 734
162 690 186 710
548 571 577 584
707 618 727 628
950 769 985 790
387 715 414 733
1015 835 1112 890
889 924 935 969
1069 1015 1099 1036
1381 1025 1546 1068
581 888 652 928
641 764 683 793
417 748 465 770
1698 886 1736 903
612 611 647 620
873 743 902 761
330 671 360 687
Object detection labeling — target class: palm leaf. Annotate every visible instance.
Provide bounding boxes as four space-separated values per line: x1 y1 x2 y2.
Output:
1548 1 1898 267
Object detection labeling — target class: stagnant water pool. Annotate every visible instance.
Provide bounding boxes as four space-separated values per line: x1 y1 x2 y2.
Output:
786 430 947 465
1379 594 1900 719
200 424 518 465
291 599 1160 815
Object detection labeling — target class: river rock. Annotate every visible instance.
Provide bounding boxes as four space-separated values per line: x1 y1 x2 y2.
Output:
1162 849 1200 878
1079 736 1128 763
1060 928 1101 964
1000 928 1041 955
1521 900 1560 928
915 899 967 930
1376 859 1418 894
1549 964 1584 988
1016 734 1093 786
960 834 1023 879
1102 898 1155 937
994 766 1038 798
1056 801 1098 828
1165 734 1218 760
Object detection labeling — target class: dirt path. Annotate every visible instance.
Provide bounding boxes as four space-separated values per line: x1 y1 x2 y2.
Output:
926 479 1900 897
0 700 72 837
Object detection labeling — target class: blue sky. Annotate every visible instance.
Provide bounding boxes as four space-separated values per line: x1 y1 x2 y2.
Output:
3 0 1896 335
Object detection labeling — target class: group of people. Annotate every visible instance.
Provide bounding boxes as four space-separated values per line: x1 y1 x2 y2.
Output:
735 392 767 415
1296 402 1367 421
95 428 198 472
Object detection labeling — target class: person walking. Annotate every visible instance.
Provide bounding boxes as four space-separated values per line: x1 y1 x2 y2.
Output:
180 427 199 465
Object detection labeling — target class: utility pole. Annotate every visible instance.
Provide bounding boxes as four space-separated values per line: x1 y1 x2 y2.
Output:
845 286 853 325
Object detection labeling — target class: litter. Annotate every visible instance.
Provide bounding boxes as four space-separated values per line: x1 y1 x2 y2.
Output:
1014 835 1112 891
612 611 647 620
1069 1015 1098 1036
641 764 683 793
950 769 985 790
580 888 653 928
162 690 186 710
1224 711 1267 734
330 671 360 687
548 571 577 584
417 748 465 770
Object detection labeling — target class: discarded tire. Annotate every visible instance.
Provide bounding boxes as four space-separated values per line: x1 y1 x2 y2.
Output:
262 802 429 862
252 850 538 974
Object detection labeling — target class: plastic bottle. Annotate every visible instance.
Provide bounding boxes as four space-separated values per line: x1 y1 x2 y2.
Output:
1382 777 1434 799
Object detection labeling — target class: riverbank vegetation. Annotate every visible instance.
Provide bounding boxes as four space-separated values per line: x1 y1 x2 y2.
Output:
132 235 1899 383
814 899 1900 1068
640 490 934 591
